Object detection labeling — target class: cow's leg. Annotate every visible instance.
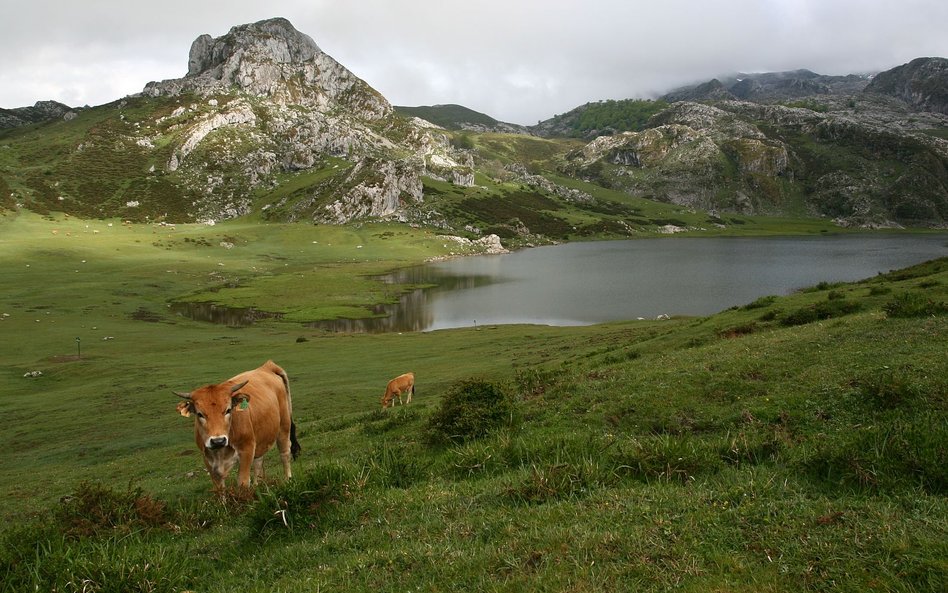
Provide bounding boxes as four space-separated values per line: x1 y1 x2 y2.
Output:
204 450 236 494
236 446 255 488
203 458 227 493
252 457 265 483
406 386 413 404
396 390 403 405
278 433 293 480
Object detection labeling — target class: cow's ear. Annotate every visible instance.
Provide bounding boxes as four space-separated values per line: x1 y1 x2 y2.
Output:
176 401 193 417
232 393 249 412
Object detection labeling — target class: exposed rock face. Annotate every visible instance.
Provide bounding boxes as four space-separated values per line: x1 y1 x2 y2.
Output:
569 102 792 212
316 159 423 223
130 17 475 224
663 69 871 103
435 234 509 257
144 17 391 119
567 95 948 226
864 57 948 115
661 79 736 103
0 100 79 130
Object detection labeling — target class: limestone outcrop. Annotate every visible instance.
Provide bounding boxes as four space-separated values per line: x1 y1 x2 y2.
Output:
144 18 390 120
133 17 474 224
865 57 948 115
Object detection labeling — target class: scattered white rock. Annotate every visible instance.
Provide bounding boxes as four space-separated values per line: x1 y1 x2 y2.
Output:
23 370 43 378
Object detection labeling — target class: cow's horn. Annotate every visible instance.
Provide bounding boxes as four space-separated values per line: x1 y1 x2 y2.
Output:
173 391 192 399
230 380 249 394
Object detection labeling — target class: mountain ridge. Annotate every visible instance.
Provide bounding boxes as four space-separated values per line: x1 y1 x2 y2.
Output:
1 18 947 230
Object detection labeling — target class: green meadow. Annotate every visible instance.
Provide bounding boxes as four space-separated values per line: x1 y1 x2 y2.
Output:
1 210 946 592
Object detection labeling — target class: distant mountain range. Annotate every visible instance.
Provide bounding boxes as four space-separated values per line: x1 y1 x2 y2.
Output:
660 69 872 103
0 100 81 129
1 18 946 232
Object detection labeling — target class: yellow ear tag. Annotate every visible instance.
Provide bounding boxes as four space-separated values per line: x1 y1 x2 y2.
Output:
239 399 249 410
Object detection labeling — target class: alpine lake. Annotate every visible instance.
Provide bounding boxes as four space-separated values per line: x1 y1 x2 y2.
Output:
172 233 948 332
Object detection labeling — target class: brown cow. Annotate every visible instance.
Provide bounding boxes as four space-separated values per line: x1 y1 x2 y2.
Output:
381 372 415 409
174 360 301 492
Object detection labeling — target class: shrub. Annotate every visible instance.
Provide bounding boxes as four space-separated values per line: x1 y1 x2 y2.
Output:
883 292 948 318
362 405 422 435
364 443 430 488
0 532 188 593
501 460 606 505
57 481 171 538
246 464 351 537
802 421 947 495
424 378 517 445
857 369 922 410
780 299 862 326
448 439 502 479
742 295 777 310
610 434 723 483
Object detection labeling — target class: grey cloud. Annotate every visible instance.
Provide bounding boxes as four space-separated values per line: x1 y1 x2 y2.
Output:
1 0 947 124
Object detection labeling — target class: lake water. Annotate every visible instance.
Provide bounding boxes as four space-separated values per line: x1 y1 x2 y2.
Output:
175 234 948 331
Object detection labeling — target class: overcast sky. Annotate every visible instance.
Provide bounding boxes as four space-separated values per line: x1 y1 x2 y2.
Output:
2 0 947 125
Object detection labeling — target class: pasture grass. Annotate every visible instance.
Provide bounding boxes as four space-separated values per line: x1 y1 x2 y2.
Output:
1 211 946 592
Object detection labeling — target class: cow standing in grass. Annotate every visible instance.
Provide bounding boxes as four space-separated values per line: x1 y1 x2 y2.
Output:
174 360 301 492
381 372 415 409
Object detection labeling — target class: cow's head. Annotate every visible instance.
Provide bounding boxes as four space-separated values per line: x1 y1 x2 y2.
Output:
174 380 249 450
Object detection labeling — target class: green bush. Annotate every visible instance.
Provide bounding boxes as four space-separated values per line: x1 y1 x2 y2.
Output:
857 369 922 409
0 483 184 593
802 421 947 495
742 295 777 310
0 533 188 593
364 443 430 488
447 439 503 479
610 434 723 483
246 464 351 537
780 299 863 326
883 291 948 318
501 460 606 505
424 378 517 445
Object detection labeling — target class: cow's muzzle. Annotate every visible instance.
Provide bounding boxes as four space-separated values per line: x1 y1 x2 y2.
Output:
207 436 228 449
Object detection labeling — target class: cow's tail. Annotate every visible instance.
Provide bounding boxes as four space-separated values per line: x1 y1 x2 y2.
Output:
269 360 301 460
290 421 301 460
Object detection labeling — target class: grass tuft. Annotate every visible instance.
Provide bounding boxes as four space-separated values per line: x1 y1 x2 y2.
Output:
425 378 518 445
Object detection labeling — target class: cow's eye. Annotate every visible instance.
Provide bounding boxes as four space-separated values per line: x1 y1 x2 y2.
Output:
196 412 205 419
225 408 232 415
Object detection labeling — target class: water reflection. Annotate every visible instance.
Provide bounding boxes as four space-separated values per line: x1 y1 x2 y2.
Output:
170 269 497 333
169 302 283 327
306 269 496 333
168 234 948 333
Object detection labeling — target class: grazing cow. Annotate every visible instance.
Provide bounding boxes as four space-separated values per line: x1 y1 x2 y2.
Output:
174 360 301 492
381 372 415 409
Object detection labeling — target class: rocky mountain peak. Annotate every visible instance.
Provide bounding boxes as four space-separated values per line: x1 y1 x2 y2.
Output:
864 57 948 115
143 17 391 119
0 100 79 130
186 17 321 77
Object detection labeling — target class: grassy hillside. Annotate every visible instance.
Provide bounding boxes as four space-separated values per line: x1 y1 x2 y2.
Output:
420 163 842 247
1 212 946 592
533 99 670 138
394 104 504 130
